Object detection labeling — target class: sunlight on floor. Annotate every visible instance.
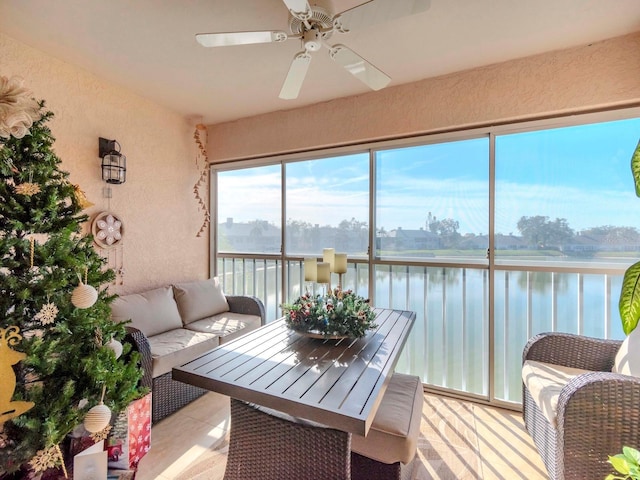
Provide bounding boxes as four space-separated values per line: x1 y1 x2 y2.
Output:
135 391 548 480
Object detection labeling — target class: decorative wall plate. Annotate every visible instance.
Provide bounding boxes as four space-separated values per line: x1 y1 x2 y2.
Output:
91 211 123 249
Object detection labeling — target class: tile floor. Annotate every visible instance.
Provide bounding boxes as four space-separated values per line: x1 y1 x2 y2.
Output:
135 391 549 479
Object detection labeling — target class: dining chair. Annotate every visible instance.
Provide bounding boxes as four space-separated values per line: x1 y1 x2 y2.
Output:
224 398 352 480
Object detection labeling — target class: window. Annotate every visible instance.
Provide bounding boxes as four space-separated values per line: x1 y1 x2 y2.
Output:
495 119 640 266
213 109 640 407
217 165 281 254
285 153 370 256
375 138 489 262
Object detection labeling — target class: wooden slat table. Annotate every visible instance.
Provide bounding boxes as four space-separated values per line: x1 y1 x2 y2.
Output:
173 308 415 436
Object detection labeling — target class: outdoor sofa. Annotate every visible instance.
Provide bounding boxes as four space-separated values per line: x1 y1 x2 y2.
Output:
111 277 265 423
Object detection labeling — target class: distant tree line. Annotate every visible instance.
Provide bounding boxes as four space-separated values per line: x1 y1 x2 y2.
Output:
231 215 640 254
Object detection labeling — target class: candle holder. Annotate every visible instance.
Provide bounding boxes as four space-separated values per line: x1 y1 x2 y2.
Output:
303 258 318 295
316 262 331 293
333 253 348 290
305 281 316 296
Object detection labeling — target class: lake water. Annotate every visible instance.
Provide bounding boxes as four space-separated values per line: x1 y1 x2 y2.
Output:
218 258 625 404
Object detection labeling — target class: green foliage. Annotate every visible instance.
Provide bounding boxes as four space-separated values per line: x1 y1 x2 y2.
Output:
0 104 143 473
632 139 640 197
281 287 377 338
620 140 640 334
620 261 640 334
606 446 640 480
517 215 574 249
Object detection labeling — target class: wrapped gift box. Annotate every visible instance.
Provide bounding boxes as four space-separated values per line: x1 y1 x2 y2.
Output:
107 393 151 470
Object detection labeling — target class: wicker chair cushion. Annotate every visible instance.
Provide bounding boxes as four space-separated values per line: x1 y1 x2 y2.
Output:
173 278 229 325
522 360 593 427
111 286 183 337
185 313 262 343
148 328 219 378
613 327 640 377
350 373 423 465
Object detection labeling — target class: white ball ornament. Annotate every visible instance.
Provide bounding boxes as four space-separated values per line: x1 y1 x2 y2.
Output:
71 282 98 309
106 337 123 359
83 402 112 433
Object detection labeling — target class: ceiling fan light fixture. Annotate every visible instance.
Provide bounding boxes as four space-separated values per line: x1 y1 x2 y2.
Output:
303 28 322 52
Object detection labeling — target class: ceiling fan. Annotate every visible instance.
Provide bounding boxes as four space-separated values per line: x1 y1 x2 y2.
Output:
196 0 431 99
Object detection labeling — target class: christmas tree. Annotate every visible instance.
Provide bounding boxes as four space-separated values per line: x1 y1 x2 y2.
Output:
0 76 143 476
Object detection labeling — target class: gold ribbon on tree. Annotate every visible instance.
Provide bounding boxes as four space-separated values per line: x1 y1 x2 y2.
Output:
193 124 211 237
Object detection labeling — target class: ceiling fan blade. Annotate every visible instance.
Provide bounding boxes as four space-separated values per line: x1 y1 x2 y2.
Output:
329 44 390 91
334 0 430 33
279 52 312 100
281 0 312 20
196 31 288 47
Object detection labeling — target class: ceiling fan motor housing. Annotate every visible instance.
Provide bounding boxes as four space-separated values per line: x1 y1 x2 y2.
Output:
289 6 334 35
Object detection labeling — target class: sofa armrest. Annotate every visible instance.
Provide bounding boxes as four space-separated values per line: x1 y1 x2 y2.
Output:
523 332 621 371
556 371 640 467
124 326 153 390
226 295 266 325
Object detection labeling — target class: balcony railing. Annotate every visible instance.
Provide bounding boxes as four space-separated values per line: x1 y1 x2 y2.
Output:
217 255 625 404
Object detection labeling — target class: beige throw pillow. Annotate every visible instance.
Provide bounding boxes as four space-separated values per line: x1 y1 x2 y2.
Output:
173 277 230 325
613 327 640 377
110 286 183 337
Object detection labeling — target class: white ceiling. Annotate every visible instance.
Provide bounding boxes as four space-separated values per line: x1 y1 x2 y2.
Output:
1 0 639 125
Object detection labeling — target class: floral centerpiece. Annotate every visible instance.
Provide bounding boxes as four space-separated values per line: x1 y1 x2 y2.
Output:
281 287 377 338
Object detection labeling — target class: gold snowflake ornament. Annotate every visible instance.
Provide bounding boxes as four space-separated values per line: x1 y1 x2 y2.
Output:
90 424 112 442
34 302 58 325
0 430 9 448
29 445 61 473
14 182 41 196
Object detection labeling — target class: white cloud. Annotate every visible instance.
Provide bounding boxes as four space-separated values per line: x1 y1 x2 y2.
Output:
216 169 639 235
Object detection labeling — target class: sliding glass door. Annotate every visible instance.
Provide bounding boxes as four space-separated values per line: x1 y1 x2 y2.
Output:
374 138 490 397
212 109 640 406
493 118 640 402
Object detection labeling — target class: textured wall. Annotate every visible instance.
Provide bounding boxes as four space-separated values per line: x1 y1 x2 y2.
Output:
0 32 209 294
208 32 640 162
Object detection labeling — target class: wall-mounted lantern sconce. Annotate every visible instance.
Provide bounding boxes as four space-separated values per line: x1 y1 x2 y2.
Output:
99 137 126 184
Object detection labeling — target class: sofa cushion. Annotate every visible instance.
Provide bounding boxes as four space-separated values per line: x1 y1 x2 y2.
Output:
351 373 423 465
613 327 640 377
522 360 593 427
147 328 220 378
111 286 182 337
173 278 230 325
185 313 262 343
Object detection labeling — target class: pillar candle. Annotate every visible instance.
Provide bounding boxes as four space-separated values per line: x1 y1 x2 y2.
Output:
323 248 335 271
304 258 317 282
316 262 331 284
334 253 347 274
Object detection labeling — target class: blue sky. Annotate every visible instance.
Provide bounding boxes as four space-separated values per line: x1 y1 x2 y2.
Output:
217 117 640 235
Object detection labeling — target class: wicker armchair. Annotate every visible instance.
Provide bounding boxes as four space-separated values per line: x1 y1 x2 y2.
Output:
224 399 352 480
522 332 640 480
124 295 265 423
